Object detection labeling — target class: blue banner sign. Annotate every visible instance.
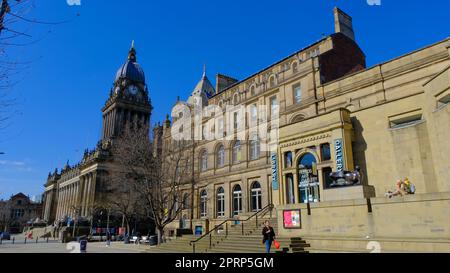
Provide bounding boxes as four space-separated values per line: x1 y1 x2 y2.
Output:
271 152 279 190
334 139 345 172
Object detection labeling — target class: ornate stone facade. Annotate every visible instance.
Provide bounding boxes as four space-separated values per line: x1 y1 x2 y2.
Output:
155 8 450 236
42 44 152 225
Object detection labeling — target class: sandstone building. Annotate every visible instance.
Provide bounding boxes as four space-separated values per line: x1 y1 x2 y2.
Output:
154 8 450 239
42 8 450 247
0 193 43 233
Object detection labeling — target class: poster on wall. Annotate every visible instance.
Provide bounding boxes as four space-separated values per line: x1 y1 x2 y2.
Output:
283 209 302 229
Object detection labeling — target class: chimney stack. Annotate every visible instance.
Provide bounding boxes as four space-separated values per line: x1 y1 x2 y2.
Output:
334 7 355 41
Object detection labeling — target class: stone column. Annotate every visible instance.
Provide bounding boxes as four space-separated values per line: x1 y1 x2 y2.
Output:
70 184 75 217
85 174 92 216
64 187 69 218
75 181 80 215
83 176 88 217
293 171 300 204
89 173 97 211
61 188 66 218
55 191 60 220
79 177 85 216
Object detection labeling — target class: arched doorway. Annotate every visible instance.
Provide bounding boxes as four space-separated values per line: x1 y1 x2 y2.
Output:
298 153 320 203
250 182 262 212
232 185 243 216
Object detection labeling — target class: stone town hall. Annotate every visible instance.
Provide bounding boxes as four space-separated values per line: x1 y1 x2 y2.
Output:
42 44 152 224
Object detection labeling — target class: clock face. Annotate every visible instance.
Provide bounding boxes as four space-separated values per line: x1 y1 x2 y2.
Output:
128 85 138 95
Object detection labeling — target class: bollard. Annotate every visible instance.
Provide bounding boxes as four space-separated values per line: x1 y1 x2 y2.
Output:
47 237 49 243
24 237 27 244
0 237 2 245
36 237 39 244
12 237 15 244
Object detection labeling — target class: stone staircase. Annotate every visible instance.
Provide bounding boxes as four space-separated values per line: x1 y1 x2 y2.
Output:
22 225 54 239
146 219 310 254
302 235 450 253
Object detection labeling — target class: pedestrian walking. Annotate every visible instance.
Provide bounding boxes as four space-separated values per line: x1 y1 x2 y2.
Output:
262 220 276 254
106 232 111 247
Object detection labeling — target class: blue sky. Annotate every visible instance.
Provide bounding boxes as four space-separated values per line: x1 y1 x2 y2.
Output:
0 0 449 200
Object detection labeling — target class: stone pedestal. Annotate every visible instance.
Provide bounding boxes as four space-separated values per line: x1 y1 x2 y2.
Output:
322 185 376 202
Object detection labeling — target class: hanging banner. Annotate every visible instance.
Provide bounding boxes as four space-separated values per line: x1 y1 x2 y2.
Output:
334 139 345 172
271 152 279 190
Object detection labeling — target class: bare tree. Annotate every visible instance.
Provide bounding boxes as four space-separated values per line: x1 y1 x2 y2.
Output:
103 167 145 236
112 124 192 244
0 0 76 132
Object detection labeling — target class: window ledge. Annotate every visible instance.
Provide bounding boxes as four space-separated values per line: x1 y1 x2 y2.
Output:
389 119 426 131
434 102 449 113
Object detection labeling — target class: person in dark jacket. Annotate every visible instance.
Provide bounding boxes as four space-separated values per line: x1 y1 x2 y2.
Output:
262 221 276 253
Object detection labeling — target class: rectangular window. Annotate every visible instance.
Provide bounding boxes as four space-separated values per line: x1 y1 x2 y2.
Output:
322 167 333 189
284 152 293 168
293 84 302 104
270 96 278 117
437 92 450 109
249 104 258 127
389 109 423 129
202 126 206 140
320 143 331 161
234 112 239 130
215 118 224 137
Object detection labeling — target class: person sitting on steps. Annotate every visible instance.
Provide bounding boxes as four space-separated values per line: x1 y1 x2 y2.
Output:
385 177 415 198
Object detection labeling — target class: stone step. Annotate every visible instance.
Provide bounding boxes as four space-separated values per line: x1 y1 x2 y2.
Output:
303 236 450 253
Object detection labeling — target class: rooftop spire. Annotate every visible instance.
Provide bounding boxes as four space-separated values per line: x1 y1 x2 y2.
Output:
202 64 207 78
128 40 137 62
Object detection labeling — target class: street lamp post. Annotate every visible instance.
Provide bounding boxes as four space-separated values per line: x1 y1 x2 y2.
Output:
106 208 111 246
72 206 79 239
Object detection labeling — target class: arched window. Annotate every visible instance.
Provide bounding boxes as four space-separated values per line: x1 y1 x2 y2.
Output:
292 62 298 73
251 182 262 212
233 93 239 105
232 141 241 164
200 150 208 172
216 145 225 168
298 153 320 204
269 76 276 88
232 185 243 216
250 86 256 96
249 135 260 161
200 190 208 218
216 187 225 218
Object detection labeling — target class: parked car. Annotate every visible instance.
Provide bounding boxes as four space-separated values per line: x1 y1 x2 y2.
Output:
87 233 117 242
0 232 11 240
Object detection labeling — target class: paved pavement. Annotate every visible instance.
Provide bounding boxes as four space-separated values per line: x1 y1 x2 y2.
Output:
0 239 151 253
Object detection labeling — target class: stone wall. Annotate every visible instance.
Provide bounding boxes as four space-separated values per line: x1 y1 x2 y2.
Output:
276 192 450 240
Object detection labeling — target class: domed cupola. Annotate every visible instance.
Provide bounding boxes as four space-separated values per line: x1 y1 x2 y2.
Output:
115 41 146 85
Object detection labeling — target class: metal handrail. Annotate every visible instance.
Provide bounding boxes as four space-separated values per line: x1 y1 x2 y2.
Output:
189 203 274 253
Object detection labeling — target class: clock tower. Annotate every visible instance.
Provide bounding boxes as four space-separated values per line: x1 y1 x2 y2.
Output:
101 42 153 140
